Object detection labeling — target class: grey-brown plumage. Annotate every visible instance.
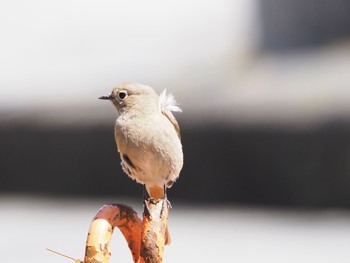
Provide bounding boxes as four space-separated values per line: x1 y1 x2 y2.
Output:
100 82 183 200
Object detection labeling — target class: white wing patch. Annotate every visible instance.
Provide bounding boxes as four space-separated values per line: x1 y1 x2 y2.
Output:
159 89 182 113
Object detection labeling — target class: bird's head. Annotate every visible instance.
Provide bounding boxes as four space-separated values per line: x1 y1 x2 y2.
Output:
99 82 158 114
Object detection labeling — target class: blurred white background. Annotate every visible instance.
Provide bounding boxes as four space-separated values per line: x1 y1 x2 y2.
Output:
1 0 350 125
0 0 256 113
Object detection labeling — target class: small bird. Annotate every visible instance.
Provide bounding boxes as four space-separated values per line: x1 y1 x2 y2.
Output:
99 82 183 244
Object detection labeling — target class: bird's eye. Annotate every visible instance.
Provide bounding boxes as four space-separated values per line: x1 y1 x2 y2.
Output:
118 91 128 100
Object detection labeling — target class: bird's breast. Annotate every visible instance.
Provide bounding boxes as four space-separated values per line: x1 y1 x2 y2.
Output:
114 113 183 184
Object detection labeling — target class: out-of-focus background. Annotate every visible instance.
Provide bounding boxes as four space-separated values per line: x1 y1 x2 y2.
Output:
1 0 350 262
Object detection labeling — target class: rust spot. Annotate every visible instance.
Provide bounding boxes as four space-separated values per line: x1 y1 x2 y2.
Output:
140 231 161 263
85 246 98 258
128 239 134 249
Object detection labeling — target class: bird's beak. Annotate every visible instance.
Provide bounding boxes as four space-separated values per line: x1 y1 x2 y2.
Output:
99 95 112 100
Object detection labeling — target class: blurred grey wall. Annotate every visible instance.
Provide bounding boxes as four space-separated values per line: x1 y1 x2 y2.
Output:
2 121 350 208
259 0 350 50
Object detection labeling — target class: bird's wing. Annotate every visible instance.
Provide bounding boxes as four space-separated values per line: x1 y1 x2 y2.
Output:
159 89 182 139
162 110 181 139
